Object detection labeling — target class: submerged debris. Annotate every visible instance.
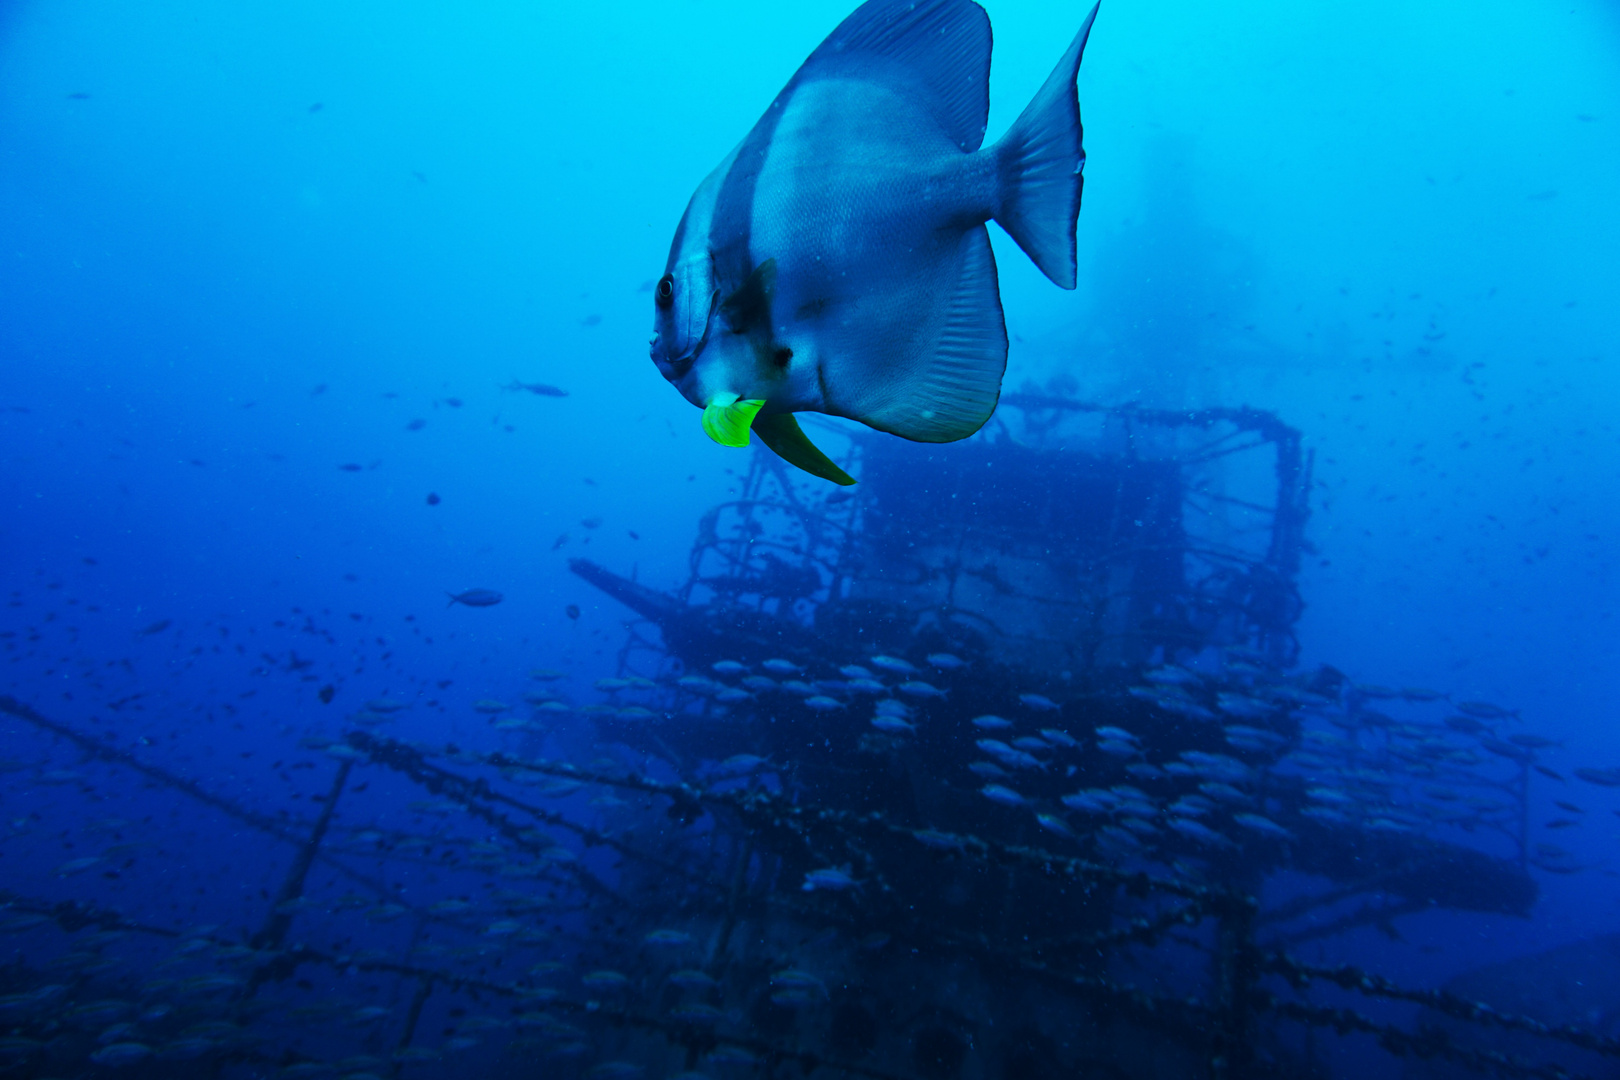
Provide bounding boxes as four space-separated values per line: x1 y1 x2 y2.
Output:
0 399 1603 1080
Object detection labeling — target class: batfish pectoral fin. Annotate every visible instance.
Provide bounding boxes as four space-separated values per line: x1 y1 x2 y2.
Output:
754 413 856 486
702 393 766 447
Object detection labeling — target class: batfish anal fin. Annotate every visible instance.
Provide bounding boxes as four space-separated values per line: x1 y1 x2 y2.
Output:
754 413 856 486
702 393 766 447
832 224 1007 444
799 0 991 152
719 258 777 334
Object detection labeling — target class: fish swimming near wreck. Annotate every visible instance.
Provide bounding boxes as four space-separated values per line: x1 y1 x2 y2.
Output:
446 589 504 608
649 0 1100 484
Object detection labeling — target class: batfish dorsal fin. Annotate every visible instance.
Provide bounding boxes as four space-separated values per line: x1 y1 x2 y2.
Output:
798 0 991 152
719 258 777 334
754 413 856 486
829 224 1007 444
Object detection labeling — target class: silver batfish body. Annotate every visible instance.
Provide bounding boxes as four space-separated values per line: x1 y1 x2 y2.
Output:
651 0 1099 483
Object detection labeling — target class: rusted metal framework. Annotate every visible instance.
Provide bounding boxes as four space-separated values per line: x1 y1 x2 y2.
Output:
0 401 1597 1080
662 397 1311 681
0 693 1599 1080
549 398 1601 1079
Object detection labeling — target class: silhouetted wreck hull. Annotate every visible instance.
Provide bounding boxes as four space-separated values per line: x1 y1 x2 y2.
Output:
564 399 1561 1080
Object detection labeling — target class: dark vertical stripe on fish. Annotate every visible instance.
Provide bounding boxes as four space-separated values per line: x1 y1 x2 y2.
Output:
709 93 792 295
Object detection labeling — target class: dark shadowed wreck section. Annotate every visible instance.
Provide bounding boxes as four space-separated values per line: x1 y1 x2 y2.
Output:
1405 935 1620 1080
559 394 1593 1079
0 396 1596 1080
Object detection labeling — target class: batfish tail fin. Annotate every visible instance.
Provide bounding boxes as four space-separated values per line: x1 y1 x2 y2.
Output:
754 413 856 486
990 3 1098 290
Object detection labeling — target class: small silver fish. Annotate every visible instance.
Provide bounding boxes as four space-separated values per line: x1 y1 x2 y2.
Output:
1060 792 1110 813
1035 813 1075 838
1118 816 1158 836
975 739 1043 770
897 680 947 699
582 970 631 990
1215 692 1271 719
1167 817 1233 848
446 588 503 608
771 969 828 993
981 784 1027 807
1145 666 1200 686
1224 725 1285 745
89 1043 152 1066
1096 824 1142 850
1231 813 1293 840
1167 798 1211 818
1455 700 1517 720
714 754 768 776
802 867 859 891
1198 782 1250 804
914 828 963 849
1096 739 1139 759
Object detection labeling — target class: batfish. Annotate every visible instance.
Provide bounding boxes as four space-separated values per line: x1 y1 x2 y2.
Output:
650 0 1099 485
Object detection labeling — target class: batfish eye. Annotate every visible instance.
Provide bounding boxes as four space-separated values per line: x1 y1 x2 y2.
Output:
655 275 675 309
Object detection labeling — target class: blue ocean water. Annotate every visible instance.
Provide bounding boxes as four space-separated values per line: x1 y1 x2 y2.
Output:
2 2 1618 1078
